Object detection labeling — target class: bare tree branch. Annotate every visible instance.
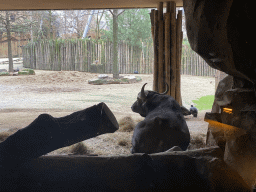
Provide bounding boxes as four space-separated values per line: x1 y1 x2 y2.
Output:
117 10 125 16
109 9 114 15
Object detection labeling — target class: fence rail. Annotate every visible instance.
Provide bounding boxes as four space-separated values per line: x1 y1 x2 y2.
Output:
22 39 216 76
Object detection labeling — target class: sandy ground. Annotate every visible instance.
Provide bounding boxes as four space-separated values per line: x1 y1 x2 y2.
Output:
0 70 215 155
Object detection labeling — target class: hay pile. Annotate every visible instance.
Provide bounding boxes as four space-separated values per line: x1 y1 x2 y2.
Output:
0 117 208 156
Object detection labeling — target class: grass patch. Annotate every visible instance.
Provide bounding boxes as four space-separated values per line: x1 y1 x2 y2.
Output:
20 68 35 75
0 72 9 76
18 71 29 75
192 95 214 111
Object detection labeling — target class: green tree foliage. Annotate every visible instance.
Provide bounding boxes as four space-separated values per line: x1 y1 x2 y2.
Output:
0 11 36 72
103 9 152 47
0 11 35 35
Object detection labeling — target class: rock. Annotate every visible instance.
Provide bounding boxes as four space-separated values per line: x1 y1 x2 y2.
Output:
89 76 141 85
183 0 255 88
88 79 105 85
123 75 137 83
206 112 256 188
206 75 234 150
224 132 256 189
98 74 108 79
123 75 136 79
206 123 226 152
214 75 233 108
0 69 7 72
12 72 18 76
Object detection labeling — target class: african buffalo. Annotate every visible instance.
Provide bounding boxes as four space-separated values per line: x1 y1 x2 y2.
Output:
131 83 190 154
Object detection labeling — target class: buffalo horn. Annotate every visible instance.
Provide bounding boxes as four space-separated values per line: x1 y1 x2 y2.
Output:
140 83 147 99
160 82 169 95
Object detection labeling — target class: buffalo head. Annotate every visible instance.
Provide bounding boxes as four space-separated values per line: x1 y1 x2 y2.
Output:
131 83 169 117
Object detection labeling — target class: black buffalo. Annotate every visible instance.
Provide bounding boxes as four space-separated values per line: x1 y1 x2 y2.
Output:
131 83 190 154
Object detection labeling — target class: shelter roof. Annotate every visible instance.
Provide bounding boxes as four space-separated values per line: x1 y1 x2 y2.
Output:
0 0 183 10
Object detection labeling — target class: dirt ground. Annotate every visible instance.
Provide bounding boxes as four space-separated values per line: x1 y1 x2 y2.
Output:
0 70 215 155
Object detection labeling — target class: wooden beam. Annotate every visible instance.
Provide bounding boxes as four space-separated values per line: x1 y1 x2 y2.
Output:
166 1 171 13
153 10 159 92
0 147 237 192
165 12 171 96
157 2 165 93
170 9 177 99
175 10 183 105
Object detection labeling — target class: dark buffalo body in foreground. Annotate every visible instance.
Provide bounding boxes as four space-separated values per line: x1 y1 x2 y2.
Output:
131 83 190 154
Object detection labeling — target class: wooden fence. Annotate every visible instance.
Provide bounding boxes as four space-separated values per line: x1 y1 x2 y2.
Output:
0 39 28 58
22 39 154 74
22 39 216 76
181 45 216 76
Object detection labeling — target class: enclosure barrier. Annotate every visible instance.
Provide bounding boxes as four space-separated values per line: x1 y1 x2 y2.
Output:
21 39 215 76
182 45 216 77
22 39 154 74
0 147 251 191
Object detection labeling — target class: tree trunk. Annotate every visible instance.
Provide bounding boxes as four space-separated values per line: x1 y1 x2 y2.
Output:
6 11 13 73
112 9 119 79
49 10 53 39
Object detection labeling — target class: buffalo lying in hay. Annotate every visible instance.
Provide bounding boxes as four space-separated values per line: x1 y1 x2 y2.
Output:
131 83 190 154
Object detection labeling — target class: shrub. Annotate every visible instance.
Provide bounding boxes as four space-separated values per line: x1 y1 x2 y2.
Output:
18 71 29 75
21 69 35 75
0 72 9 76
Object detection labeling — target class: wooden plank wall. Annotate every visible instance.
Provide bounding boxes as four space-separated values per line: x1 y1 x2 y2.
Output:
22 40 154 74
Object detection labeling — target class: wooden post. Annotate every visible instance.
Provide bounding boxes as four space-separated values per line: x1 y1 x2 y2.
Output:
150 9 155 40
165 11 171 96
170 1 176 99
153 10 159 92
175 10 183 106
158 2 165 93
166 1 171 13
